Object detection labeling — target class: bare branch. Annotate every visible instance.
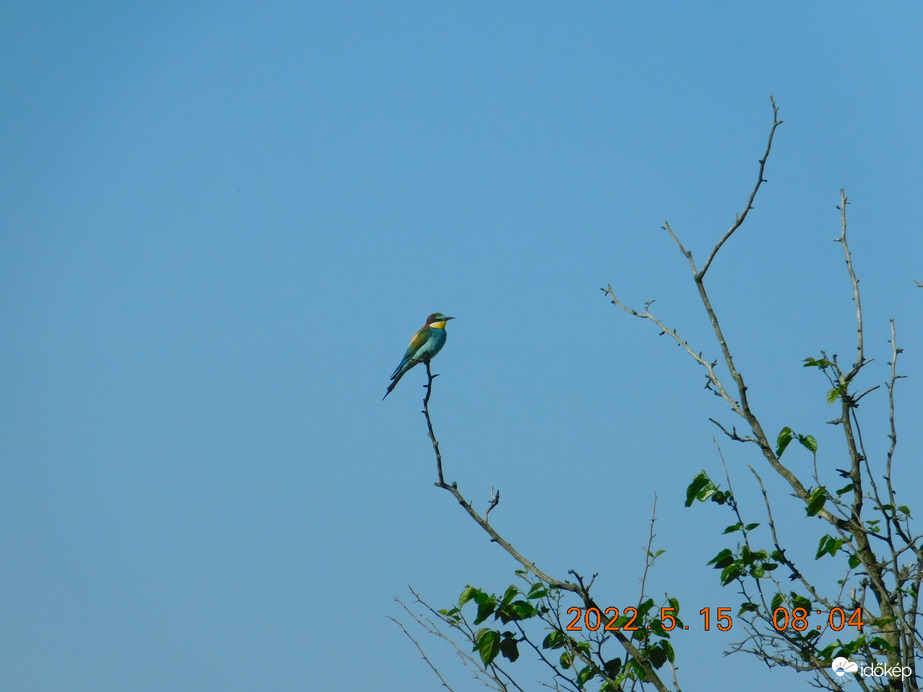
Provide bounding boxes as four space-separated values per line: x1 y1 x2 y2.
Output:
697 97 783 279
749 466 831 607
389 612 462 692
664 220 697 274
638 494 659 603
709 417 758 444
423 361 446 486
485 487 500 523
834 189 867 382
885 319 903 509
601 284 744 417
421 369 673 691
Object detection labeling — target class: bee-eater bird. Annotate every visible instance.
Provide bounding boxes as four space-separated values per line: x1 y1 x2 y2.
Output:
383 313 455 400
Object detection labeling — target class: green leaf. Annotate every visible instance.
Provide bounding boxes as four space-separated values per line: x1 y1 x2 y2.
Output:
847 554 861 569
685 472 714 507
869 636 897 653
474 629 501 667
744 522 760 531
638 598 656 618
740 545 754 565
501 586 518 605
723 522 742 535
776 427 794 457
496 605 515 624
647 642 667 668
806 487 827 516
720 563 742 585
542 630 566 650
816 535 845 559
898 505 913 518
836 482 855 496
770 593 784 611
711 490 729 505
626 659 647 681
459 586 480 607
473 589 493 606
576 665 596 686
804 629 821 644
844 635 866 657
603 657 622 678
708 548 734 569
474 601 496 625
791 593 812 612
527 583 549 600
509 600 537 620
649 618 669 637
827 388 842 404
499 633 519 662
798 434 818 453
803 356 833 369
817 642 839 662
661 639 675 664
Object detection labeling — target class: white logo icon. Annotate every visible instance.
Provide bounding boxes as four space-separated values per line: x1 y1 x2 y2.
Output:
832 657 859 677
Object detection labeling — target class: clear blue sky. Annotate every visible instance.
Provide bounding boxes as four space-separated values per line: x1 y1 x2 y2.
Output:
3 3 922 690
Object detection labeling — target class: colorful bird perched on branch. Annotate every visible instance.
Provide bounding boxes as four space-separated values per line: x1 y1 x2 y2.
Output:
383 313 455 399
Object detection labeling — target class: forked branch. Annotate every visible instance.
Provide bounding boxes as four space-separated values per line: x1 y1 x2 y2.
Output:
698 97 782 279
835 189 867 382
420 368 672 692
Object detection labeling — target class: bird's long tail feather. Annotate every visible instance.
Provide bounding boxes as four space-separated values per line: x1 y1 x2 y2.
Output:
382 359 416 399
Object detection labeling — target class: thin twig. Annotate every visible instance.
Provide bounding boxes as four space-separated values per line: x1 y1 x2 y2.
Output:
697 96 783 279
600 287 744 417
748 467 828 606
835 189 866 382
638 494 659 603
389 614 460 691
423 361 446 486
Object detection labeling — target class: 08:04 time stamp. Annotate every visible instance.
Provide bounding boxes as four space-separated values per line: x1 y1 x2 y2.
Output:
565 606 865 633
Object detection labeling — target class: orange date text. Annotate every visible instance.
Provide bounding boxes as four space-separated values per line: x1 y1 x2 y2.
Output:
562 606 864 633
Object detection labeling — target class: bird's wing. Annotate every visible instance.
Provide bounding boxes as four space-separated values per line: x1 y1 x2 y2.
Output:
389 326 431 379
404 326 432 360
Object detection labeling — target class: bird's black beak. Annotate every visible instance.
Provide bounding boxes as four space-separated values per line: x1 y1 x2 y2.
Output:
444 316 456 321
